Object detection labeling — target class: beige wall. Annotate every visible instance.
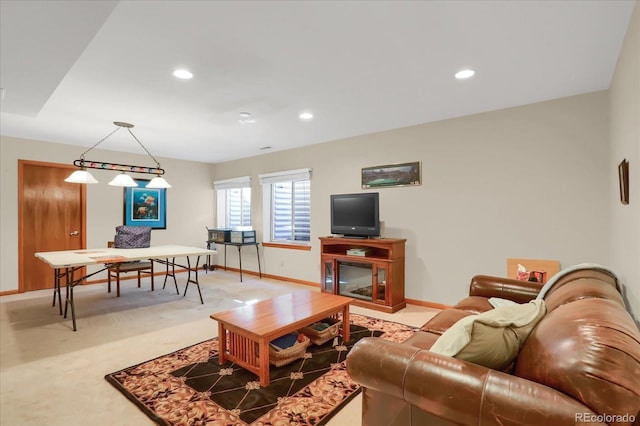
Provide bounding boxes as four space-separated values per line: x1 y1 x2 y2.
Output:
2 4 637 323
0 137 214 291
609 1 640 324
212 91 613 307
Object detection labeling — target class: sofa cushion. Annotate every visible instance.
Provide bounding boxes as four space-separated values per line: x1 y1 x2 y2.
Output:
429 300 546 370
451 296 495 314
403 330 440 350
535 263 617 302
516 297 640 420
420 309 474 334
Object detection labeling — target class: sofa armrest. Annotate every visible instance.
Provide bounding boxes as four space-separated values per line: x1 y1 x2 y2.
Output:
347 338 602 426
469 275 544 303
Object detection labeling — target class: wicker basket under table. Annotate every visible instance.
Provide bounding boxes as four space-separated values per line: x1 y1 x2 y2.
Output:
269 334 311 367
299 317 342 346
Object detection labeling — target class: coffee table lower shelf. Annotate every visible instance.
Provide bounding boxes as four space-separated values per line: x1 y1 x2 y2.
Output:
211 291 351 386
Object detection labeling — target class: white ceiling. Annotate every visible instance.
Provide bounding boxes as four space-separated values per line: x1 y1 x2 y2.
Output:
0 0 635 164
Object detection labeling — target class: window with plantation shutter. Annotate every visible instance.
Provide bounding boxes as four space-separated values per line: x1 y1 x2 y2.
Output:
272 180 310 242
213 176 251 228
225 188 251 228
259 168 311 245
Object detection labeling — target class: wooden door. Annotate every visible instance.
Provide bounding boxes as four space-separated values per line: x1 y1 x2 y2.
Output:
19 160 86 292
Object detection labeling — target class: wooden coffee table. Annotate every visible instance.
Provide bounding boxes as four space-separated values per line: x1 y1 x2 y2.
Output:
210 290 351 386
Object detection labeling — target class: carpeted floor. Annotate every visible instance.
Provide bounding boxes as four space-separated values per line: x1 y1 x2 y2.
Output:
105 314 417 426
1 270 440 425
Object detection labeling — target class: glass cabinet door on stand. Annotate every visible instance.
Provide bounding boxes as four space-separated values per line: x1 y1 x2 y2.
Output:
322 260 334 293
373 264 387 305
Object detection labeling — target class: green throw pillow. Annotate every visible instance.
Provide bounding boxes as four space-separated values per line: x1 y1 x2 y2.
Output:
429 299 546 370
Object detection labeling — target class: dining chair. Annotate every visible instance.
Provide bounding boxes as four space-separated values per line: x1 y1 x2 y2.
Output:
107 241 155 297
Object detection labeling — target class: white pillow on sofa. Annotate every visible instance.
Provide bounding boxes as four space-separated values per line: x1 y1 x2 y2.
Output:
429 299 546 370
488 297 517 308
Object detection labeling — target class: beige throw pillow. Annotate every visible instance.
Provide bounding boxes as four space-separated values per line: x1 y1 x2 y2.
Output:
430 299 546 370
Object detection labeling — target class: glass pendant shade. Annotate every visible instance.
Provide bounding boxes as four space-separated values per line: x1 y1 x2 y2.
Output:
64 169 98 184
146 176 172 188
108 172 138 187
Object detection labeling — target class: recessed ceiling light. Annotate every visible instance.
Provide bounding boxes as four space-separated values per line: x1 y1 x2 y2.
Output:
238 112 256 125
173 69 193 79
455 69 475 79
299 112 313 120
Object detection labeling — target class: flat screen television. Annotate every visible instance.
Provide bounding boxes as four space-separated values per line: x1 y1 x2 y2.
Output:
330 192 380 238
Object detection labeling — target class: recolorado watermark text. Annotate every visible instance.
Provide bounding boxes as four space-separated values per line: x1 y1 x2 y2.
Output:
575 412 636 423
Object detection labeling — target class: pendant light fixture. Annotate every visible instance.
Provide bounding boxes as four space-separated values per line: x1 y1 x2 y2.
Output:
108 172 138 187
64 121 171 188
146 175 172 188
64 169 99 184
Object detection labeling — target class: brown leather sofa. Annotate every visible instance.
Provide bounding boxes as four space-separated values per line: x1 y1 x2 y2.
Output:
347 265 640 425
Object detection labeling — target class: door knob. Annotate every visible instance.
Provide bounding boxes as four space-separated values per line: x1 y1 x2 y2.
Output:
69 231 79 236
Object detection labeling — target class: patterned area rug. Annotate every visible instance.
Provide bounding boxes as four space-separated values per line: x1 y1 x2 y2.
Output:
105 314 417 425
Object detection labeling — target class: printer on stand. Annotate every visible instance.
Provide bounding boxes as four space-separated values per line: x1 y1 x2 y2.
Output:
207 227 232 244
230 227 256 244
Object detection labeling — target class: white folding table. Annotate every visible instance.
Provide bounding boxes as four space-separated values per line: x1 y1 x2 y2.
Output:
35 245 216 331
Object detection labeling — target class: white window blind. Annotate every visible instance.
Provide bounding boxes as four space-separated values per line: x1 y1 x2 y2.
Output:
225 188 251 228
213 176 251 191
259 169 311 244
214 176 251 228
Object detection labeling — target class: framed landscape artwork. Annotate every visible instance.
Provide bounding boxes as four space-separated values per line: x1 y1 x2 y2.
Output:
362 161 421 189
123 179 167 229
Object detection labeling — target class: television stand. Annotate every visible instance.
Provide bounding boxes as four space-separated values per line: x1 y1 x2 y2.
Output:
319 236 406 313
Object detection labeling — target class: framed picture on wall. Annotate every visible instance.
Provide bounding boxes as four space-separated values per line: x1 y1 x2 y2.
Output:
618 159 629 205
361 161 421 189
123 179 167 229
